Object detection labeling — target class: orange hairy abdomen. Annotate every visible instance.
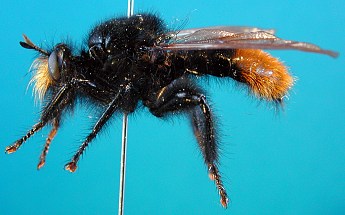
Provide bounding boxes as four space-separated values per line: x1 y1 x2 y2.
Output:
232 49 294 102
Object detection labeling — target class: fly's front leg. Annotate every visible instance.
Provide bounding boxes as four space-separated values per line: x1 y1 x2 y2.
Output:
144 77 229 208
5 122 45 154
5 84 70 154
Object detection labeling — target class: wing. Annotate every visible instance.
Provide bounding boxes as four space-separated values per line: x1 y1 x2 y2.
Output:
170 26 276 39
160 27 338 58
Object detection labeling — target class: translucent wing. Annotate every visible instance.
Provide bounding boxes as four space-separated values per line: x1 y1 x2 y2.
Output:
161 27 338 58
170 26 276 39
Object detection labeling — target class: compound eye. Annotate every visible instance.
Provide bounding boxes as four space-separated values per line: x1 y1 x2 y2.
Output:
48 50 61 81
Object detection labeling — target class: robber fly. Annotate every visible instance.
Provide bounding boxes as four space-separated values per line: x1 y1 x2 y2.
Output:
5 13 338 208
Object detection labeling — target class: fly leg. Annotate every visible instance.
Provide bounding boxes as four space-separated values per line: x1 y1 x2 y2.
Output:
5 84 70 154
37 118 60 169
144 77 229 208
65 92 121 172
5 122 45 154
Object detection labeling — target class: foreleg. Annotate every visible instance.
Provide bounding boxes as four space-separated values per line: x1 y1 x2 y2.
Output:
5 84 70 154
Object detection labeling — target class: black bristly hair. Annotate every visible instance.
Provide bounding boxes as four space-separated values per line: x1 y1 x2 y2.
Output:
6 12 338 208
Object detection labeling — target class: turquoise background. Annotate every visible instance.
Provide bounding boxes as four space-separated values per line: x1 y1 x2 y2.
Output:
1 0 344 214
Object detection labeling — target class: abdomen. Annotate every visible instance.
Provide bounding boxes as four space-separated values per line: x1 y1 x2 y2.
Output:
172 49 294 102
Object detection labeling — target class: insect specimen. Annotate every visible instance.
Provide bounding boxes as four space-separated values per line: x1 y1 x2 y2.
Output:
5 13 338 208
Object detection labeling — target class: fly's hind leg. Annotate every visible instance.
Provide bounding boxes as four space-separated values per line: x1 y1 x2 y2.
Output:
191 98 228 208
144 77 229 208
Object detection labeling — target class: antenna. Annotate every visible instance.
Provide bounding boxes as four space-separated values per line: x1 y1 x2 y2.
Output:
118 2 134 215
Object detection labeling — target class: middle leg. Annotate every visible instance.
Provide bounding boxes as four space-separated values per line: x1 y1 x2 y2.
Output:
65 91 122 172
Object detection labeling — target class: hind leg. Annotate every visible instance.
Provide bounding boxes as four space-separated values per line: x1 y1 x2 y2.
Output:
144 77 228 207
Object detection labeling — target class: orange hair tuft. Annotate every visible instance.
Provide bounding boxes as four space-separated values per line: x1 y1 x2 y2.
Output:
28 57 53 103
232 49 294 102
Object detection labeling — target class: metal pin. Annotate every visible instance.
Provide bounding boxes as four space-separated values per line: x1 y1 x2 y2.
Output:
118 112 128 215
118 1 134 215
